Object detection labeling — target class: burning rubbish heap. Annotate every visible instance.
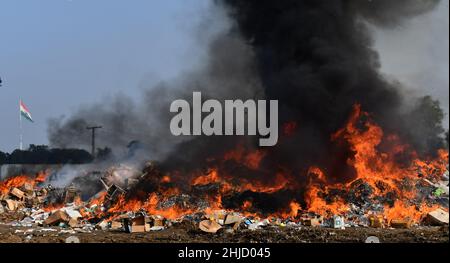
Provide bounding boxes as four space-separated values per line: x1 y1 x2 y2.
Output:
27 0 449 241
0 163 448 236
1 107 449 237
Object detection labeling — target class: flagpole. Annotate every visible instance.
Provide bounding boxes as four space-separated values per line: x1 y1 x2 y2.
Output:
19 99 23 150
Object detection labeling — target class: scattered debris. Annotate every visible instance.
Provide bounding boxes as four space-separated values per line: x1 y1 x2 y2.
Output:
0 165 448 238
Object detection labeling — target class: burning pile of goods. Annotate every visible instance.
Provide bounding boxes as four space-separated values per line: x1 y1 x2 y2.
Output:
0 165 448 235
1 107 449 236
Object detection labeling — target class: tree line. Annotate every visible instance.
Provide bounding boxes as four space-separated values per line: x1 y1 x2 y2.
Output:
0 145 93 164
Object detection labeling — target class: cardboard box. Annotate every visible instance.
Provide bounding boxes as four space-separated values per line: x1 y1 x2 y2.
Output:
302 217 322 227
224 214 242 225
44 210 70 226
199 220 222 233
5 199 18 211
10 188 25 200
125 215 151 233
68 218 80 228
390 219 412 229
23 182 34 193
111 221 123 230
426 209 449 226
151 215 165 227
64 185 78 204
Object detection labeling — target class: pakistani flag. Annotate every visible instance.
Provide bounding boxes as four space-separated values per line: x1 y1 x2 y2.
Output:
20 100 33 122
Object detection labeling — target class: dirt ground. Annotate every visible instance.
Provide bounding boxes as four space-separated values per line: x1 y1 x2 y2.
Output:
0 217 448 243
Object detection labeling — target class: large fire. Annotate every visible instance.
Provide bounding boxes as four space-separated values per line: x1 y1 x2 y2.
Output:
0 171 49 196
302 104 448 222
0 105 448 225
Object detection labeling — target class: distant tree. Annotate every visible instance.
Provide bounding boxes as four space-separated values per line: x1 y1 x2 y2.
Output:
406 96 446 156
50 148 93 164
4 146 93 164
0 151 7 164
7 150 24 164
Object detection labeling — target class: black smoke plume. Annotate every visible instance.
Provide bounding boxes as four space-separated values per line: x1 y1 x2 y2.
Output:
207 0 446 180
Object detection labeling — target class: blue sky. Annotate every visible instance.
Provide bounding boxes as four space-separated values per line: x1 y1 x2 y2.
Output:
0 0 210 152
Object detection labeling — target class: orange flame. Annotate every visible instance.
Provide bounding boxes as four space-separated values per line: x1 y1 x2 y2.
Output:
304 104 448 219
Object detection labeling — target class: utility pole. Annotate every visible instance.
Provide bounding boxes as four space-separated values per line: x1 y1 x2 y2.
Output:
86 126 102 158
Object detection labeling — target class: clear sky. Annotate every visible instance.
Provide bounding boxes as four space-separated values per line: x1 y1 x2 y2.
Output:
0 0 209 152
